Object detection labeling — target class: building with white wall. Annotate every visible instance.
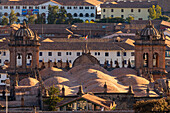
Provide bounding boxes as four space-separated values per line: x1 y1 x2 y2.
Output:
100 1 157 20
0 0 101 23
0 38 135 68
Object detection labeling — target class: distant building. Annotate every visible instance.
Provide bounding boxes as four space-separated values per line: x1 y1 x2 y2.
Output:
0 0 100 23
100 1 157 20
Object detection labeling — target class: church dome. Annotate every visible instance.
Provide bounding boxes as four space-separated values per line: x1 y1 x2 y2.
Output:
14 22 35 40
72 53 100 67
19 77 39 86
140 21 161 40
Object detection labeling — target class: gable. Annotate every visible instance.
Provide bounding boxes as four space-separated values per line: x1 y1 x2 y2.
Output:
39 1 61 7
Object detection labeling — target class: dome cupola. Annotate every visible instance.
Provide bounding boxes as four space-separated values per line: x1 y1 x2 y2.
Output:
140 21 161 40
14 21 36 40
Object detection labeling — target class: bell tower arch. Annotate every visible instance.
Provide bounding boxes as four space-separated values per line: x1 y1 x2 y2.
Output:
135 21 166 80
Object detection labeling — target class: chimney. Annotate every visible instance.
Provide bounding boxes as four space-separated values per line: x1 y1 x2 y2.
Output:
62 85 65 96
104 82 107 93
77 85 84 96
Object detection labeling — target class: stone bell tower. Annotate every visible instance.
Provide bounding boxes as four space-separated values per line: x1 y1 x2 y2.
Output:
135 21 166 81
8 22 40 85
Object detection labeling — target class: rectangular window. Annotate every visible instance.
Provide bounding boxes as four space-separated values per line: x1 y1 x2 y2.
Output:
79 7 83 9
121 9 124 12
16 6 20 9
131 52 134 56
23 6 27 9
124 60 127 64
74 7 77 9
121 15 124 18
85 7 89 9
91 7 94 9
1 80 5 83
114 60 117 64
98 52 100 56
0 59 1 63
103 9 105 12
48 52 52 56
58 52 61 56
66 52 68 55
105 52 109 56
3 52 6 56
41 6 46 9
4 6 8 9
123 52 126 56
77 52 80 56
10 6 14 9
0 51 1 54
138 9 141 12
39 52 42 56
69 60 72 63
35 6 39 9
69 52 72 55
131 9 133 12
95 52 97 56
111 9 114 12
29 6 33 9
103 15 105 18
39 60 42 62
111 15 114 17
117 52 120 56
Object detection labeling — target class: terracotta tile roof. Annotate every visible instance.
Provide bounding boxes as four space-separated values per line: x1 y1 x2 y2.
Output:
0 0 54 5
0 0 101 6
39 41 135 50
100 1 157 8
161 21 170 28
56 94 112 109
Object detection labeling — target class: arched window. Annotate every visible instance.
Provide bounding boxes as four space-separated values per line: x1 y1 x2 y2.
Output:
79 13 83 17
73 13 77 17
91 13 94 17
41 13 46 17
85 13 89 17
153 53 158 67
4 12 8 16
17 53 22 67
27 53 33 67
85 19 89 23
143 53 148 67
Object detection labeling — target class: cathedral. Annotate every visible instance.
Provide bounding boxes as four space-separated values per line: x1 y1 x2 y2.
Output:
0 21 169 111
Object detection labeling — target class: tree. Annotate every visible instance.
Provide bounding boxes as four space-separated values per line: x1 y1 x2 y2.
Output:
55 8 67 24
47 5 59 24
1 16 9 25
9 9 18 24
35 13 46 24
126 16 134 23
134 97 170 112
26 14 37 24
156 5 162 19
149 5 157 20
96 17 125 23
44 85 63 111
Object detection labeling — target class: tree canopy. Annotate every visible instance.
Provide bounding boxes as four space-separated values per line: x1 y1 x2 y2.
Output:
44 85 63 111
26 14 37 24
1 16 9 25
96 17 125 23
134 97 170 112
9 9 18 24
